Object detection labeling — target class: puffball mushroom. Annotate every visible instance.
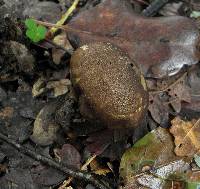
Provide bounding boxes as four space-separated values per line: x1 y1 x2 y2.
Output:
70 42 148 129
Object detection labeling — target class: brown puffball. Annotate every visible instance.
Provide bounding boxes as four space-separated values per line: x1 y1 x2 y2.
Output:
70 42 148 129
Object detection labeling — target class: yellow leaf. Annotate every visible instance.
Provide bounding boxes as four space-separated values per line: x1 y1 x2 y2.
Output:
94 168 111 176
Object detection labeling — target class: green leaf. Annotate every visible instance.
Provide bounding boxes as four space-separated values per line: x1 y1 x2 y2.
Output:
25 19 37 30
36 25 47 40
120 128 194 189
194 154 200 168
25 19 47 42
133 132 154 147
26 30 38 43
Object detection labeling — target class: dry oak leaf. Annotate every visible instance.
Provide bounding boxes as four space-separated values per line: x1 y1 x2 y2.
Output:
170 117 200 157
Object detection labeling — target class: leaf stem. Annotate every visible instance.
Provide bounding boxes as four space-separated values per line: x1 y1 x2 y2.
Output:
50 0 80 34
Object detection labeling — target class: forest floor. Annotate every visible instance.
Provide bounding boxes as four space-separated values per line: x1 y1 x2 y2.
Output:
1 0 200 189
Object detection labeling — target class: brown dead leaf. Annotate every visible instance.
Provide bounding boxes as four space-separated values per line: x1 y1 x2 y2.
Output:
67 0 200 78
148 94 169 126
94 168 111 176
31 103 60 146
168 79 191 113
181 66 200 112
90 159 111 176
52 32 74 65
46 79 71 97
148 72 192 124
170 117 200 157
55 144 81 170
32 78 71 98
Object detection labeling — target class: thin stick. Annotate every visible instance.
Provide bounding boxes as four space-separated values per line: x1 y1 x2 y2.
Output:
0 133 112 189
134 0 149 6
50 0 80 34
142 0 170 17
33 19 92 35
59 154 97 188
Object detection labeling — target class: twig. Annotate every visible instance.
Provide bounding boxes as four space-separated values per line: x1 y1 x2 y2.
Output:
134 0 149 6
59 154 97 188
0 133 112 189
142 0 170 17
50 0 80 34
34 19 92 35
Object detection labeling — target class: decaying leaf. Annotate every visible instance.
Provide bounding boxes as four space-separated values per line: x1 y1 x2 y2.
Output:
85 130 112 156
170 117 200 157
52 32 74 65
120 128 195 189
148 95 169 126
47 79 71 97
68 0 200 78
168 77 191 113
182 67 200 113
31 103 60 146
120 127 199 189
135 160 190 189
32 77 71 97
148 72 192 125
55 144 81 169
32 77 46 97
90 159 111 176
120 128 176 179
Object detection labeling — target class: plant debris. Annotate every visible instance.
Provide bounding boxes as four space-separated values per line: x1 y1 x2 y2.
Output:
170 117 200 157
1 0 200 188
